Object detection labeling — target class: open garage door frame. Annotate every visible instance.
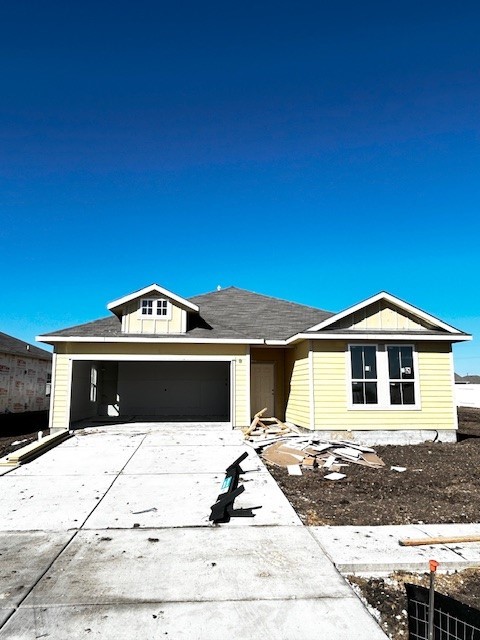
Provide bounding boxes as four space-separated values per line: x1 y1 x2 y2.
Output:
67 355 236 428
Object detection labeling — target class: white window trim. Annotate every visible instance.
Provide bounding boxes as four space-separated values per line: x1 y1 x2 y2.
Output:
347 343 421 411
138 298 172 320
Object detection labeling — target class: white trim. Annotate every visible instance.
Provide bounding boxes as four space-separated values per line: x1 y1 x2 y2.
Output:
346 343 421 411
230 359 235 429
308 340 315 429
307 291 467 334
48 353 57 430
286 332 472 344
67 354 237 362
67 355 236 428
37 336 264 345
245 346 251 425
107 284 199 313
65 357 73 429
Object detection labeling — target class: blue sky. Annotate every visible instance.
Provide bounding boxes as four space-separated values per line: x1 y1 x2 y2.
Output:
1 1 479 373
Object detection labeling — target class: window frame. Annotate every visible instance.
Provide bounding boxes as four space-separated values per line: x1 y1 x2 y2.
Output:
347 343 421 410
139 298 172 320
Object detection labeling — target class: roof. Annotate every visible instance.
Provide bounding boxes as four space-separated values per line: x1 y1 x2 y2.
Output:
0 331 52 361
39 286 334 342
37 286 471 345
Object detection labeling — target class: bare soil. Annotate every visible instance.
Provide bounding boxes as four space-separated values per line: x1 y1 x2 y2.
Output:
268 408 480 526
348 569 480 640
267 407 480 639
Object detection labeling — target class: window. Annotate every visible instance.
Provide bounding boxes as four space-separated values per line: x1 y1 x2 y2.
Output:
140 298 170 317
90 366 98 403
349 344 418 409
387 346 415 405
351 345 378 404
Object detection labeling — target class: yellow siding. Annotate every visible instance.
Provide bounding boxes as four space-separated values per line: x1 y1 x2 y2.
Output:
51 343 249 429
285 341 310 428
332 300 430 331
122 296 186 334
312 341 455 431
49 354 71 431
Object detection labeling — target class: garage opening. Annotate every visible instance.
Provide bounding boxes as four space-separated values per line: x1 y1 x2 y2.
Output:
69 360 231 424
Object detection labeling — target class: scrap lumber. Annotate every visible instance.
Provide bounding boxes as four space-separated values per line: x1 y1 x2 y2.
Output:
244 407 268 437
399 535 480 547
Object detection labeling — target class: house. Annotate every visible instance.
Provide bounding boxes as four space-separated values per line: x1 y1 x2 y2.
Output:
454 375 480 409
37 284 472 443
0 331 52 413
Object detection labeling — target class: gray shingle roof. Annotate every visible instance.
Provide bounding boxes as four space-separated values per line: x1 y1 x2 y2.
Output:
0 331 52 360
42 286 334 341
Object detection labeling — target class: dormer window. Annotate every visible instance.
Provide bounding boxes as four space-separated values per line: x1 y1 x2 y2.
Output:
140 298 170 318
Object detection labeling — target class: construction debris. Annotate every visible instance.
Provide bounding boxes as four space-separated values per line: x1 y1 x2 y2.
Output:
243 410 385 478
324 472 346 481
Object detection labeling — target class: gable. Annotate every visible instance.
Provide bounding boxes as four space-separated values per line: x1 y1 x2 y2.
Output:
306 291 466 337
326 299 437 332
107 284 200 336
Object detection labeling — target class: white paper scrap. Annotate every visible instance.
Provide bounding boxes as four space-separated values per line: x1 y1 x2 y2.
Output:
333 447 360 459
391 466 407 472
324 472 346 481
287 465 303 476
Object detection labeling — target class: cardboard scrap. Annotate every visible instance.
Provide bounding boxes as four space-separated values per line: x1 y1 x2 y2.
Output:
246 409 386 476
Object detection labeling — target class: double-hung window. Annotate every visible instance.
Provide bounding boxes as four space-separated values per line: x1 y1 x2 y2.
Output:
349 344 417 408
140 298 170 317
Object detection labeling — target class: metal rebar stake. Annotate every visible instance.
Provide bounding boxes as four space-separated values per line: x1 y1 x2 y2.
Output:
428 559 439 640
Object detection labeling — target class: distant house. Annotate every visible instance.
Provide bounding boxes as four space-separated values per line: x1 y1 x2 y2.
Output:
38 284 471 443
0 332 52 413
455 374 480 409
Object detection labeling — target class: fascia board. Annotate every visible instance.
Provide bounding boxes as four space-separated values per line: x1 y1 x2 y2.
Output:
107 284 199 313
36 335 264 345
307 291 466 334
286 332 472 344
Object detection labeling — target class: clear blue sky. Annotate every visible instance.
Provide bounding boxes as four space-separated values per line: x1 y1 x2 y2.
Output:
1 1 479 373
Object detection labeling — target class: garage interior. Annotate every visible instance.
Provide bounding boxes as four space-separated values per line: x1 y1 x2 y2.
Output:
69 360 231 425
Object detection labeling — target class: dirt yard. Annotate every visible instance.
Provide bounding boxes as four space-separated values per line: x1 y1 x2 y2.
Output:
268 407 480 526
267 407 480 639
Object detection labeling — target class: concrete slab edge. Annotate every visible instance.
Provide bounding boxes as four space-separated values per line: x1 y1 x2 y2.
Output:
338 559 480 575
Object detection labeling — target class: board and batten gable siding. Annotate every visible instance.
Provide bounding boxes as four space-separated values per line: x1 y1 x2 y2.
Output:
121 296 186 334
285 341 311 428
311 341 456 431
328 299 432 332
49 342 249 430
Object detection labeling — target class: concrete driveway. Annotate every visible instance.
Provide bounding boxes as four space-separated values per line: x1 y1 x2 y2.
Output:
0 422 387 639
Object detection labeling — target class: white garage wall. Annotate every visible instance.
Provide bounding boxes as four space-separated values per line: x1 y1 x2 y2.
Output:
117 361 230 418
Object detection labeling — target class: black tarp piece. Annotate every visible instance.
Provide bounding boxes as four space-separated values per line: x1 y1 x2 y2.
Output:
406 583 480 640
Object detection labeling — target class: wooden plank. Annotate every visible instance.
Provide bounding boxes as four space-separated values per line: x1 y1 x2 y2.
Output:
399 535 480 547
